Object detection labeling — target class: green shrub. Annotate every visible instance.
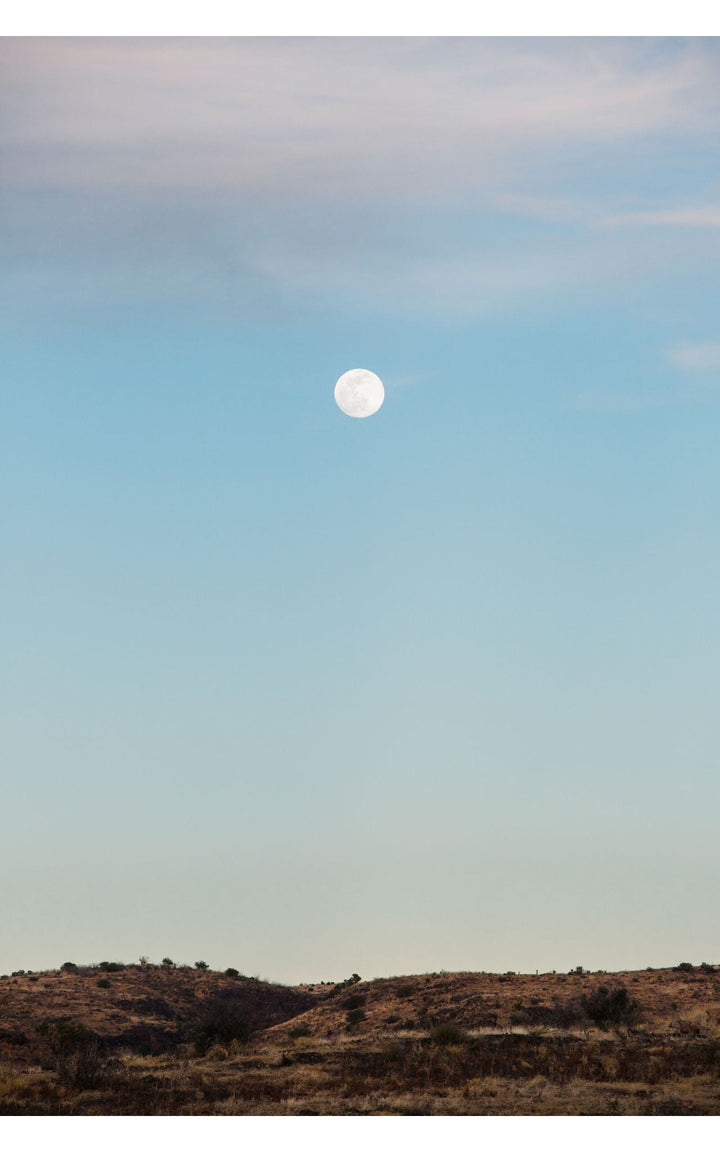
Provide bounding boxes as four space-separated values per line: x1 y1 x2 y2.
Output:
581 985 642 1029
61 962 78 972
289 1024 312 1039
342 994 366 1011
97 978 111 989
98 961 125 972
225 967 240 978
194 960 209 971
185 996 250 1056
345 1008 366 1027
675 962 694 972
38 1019 104 1088
161 957 175 968
430 1024 468 1046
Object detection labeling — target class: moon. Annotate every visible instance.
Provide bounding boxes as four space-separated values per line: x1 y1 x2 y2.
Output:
334 368 385 418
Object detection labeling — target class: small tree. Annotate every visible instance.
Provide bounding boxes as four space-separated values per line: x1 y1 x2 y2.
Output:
161 957 175 968
195 960 209 971
184 996 250 1055
39 1019 104 1088
581 985 642 1030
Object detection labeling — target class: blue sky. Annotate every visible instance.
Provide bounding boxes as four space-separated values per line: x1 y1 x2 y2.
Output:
2 37 720 980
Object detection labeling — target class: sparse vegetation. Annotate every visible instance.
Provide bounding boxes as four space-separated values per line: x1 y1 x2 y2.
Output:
194 961 209 972
0 962 718 1114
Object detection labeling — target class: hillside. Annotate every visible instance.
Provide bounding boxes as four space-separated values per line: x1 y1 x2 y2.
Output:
1 960 719 1114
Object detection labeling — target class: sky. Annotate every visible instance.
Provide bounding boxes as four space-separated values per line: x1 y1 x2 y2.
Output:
2 37 720 982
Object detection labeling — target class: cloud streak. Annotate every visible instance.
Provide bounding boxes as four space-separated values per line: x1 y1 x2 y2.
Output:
2 38 718 199
668 341 720 370
603 205 720 228
2 38 720 322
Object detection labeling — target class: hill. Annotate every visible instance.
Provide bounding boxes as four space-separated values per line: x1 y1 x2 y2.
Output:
1 960 719 1114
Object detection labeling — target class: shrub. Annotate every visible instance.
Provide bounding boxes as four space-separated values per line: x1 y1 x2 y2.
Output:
98 961 125 972
345 1008 366 1027
342 994 366 1011
675 962 694 972
289 1024 312 1039
161 957 175 968
430 1024 468 1046
184 996 250 1056
38 1019 105 1088
97 978 111 989
508 1002 584 1029
61 962 78 972
194 960 209 971
225 967 240 978
581 985 642 1029
11 970 26 977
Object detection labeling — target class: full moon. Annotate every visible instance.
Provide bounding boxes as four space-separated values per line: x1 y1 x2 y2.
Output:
334 368 385 418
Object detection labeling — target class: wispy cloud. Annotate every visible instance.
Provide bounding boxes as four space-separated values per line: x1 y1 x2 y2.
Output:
2 38 720 322
603 205 720 229
1 38 718 200
668 341 720 370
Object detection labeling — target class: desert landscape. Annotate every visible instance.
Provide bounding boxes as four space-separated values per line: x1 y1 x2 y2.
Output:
1 959 719 1115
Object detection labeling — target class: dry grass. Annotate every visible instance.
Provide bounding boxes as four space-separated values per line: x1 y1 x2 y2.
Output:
1 962 719 1114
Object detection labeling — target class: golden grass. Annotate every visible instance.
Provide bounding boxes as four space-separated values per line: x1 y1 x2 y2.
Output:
1 962 719 1114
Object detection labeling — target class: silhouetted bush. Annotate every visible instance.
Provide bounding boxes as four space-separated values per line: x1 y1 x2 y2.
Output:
509 1002 584 1028
289 1024 312 1038
581 986 642 1029
185 996 251 1056
61 962 78 972
675 962 694 972
225 968 240 978
38 1019 105 1088
194 961 209 971
98 961 125 972
161 958 175 968
430 1024 468 1046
